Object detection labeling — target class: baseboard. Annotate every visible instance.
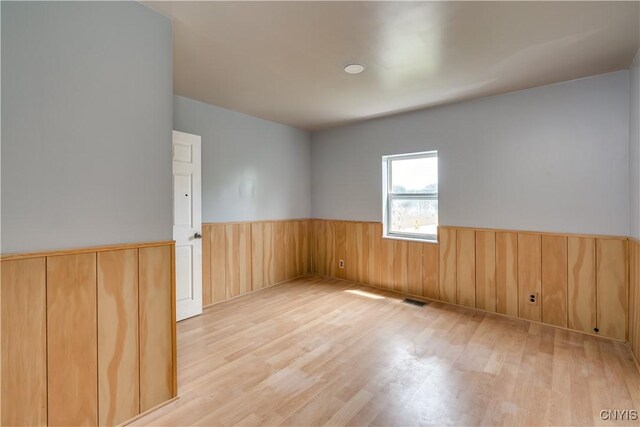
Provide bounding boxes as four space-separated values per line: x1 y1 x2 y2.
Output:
310 273 629 344
201 273 314 311
630 344 640 374
119 396 180 427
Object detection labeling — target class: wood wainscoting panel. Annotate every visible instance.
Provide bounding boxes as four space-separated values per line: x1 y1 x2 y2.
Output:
47 253 98 426
225 224 252 298
285 221 298 281
324 221 337 278
367 223 382 287
316 221 325 277
334 221 347 280
251 222 275 290
422 243 439 299
326 220 337 277
567 237 597 334
300 220 310 277
596 239 628 341
251 222 266 289
308 221 315 274
517 233 542 322
630 240 640 361
1 258 47 426
438 228 457 303
225 224 241 298
97 249 140 426
407 242 423 296
393 240 409 294
355 222 370 284
3 241 175 427
541 235 568 327
456 229 475 307
202 225 212 306
203 220 314 306
496 232 518 317
238 223 253 295
285 220 309 280
210 224 227 304
274 222 286 283
380 237 394 291
314 220 326 276
475 231 496 312
139 245 174 412
345 222 358 282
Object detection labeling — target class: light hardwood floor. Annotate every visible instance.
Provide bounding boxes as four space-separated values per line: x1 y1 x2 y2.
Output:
131 275 639 426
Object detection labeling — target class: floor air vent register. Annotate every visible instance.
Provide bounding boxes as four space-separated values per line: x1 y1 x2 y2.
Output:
402 298 428 307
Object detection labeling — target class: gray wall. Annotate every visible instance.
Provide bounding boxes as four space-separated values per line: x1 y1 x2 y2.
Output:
174 96 311 222
1 1 173 253
630 50 640 239
311 71 630 236
2 1 633 249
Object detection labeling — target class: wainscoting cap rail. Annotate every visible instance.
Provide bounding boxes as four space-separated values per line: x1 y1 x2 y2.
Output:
311 219 629 240
437 224 629 240
0 240 176 261
204 218 312 225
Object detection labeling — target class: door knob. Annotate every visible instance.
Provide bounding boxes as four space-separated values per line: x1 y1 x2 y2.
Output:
194 232 202 239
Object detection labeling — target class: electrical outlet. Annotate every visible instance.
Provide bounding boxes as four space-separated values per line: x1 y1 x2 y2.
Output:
339 259 345 269
528 292 538 304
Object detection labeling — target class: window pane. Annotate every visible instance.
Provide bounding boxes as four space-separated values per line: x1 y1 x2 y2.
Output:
389 199 438 237
391 156 437 194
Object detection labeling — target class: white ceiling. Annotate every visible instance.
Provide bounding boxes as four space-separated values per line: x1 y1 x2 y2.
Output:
145 1 640 131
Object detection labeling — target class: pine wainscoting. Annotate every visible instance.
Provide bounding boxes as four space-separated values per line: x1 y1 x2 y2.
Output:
1 241 177 427
309 220 635 349
628 238 640 365
201 220 311 307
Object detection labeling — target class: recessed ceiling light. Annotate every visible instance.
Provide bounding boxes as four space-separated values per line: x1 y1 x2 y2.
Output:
344 64 365 74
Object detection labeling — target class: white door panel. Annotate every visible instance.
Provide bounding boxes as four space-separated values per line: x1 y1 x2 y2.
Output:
173 174 193 226
175 245 194 301
173 130 202 321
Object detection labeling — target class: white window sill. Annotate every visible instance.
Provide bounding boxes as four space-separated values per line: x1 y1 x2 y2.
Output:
382 234 439 245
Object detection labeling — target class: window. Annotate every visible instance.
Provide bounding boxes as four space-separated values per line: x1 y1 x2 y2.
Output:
383 151 438 241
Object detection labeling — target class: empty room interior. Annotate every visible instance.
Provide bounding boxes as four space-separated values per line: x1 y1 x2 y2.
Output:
3 1 640 426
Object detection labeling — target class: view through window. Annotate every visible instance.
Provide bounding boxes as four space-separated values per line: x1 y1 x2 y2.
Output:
383 151 438 241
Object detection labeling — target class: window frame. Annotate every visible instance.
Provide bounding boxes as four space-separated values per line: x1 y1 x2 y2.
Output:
382 150 438 242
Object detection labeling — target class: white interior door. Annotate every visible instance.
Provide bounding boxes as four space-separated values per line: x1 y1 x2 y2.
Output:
173 130 203 321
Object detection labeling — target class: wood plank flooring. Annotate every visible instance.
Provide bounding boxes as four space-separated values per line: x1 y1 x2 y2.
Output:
131 275 639 427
